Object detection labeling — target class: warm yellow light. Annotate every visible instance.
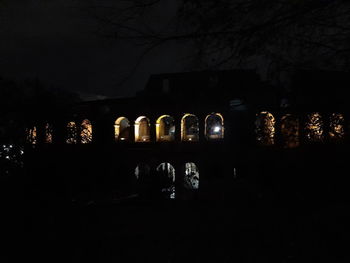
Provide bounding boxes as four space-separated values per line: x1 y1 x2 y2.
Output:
81 119 93 144
45 123 53 143
135 116 150 142
305 112 324 142
255 111 275 146
26 126 37 144
66 121 77 144
156 115 175 142
329 113 345 140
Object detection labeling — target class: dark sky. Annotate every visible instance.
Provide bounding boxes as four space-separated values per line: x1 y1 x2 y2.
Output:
0 0 190 100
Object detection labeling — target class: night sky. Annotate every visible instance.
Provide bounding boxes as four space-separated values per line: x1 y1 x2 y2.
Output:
0 0 189 100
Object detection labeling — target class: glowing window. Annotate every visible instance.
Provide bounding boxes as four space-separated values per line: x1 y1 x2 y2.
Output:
156 163 175 199
115 117 131 141
205 113 224 140
329 113 345 141
255 111 276 146
45 123 53 144
184 162 199 190
281 114 299 148
81 119 93 144
305 112 324 142
156 115 175 142
26 126 37 145
181 114 199 142
66 121 77 144
135 116 150 142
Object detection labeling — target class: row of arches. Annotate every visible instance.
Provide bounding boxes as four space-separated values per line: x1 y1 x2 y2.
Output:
26 112 346 147
134 162 199 199
116 113 224 142
26 113 224 144
256 112 346 148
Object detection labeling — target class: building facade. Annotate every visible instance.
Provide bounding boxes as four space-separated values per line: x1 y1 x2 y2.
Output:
24 70 350 204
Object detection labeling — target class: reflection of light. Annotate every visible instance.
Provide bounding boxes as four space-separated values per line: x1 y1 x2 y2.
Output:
188 138 192 141
213 126 221 133
120 137 126 141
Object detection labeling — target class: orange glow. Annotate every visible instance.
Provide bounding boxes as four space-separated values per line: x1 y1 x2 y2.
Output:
45 123 53 143
329 113 345 141
115 117 131 141
134 116 150 142
156 115 175 142
66 121 77 144
305 112 324 142
255 111 275 146
26 126 37 144
81 119 93 144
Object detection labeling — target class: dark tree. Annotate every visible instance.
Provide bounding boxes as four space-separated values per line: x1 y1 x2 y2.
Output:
0 77 80 144
87 0 350 83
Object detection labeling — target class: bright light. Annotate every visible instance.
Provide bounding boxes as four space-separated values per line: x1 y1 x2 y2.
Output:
214 126 221 133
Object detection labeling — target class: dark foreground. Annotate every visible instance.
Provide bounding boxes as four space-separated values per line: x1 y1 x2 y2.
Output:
2 175 350 263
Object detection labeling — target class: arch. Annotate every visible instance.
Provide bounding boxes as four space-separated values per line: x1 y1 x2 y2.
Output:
329 113 345 141
184 162 199 190
45 123 53 143
134 116 150 142
181 114 199 142
135 163 151 180
26 126 37 145
81 119 93 144
255 111 276 146
66 121 77 144
156 115 175 142
205 113 224 140
115 117 131 141
281 114 299 148
305 112 324 142
156 163 175 199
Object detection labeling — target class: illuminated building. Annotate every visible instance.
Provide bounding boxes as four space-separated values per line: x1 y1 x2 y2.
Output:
23 70 350 202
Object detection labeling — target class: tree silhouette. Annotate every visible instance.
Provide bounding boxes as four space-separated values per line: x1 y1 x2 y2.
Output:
0 77 80 144
87 0 350 83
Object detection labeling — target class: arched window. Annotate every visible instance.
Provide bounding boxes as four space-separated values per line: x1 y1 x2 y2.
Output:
156 163 175 199
26 126 37 145
156 115 175 142
135 163 151 180
329 113 345 141
181 114 199 142
135 116 150 142
305 112 324 142
255 111 276 146
66 121 77 144
184 162 199 190
281 114 299 148
81 119 93 144
45 123 53 143
115 117 131 141
205 113 224 140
